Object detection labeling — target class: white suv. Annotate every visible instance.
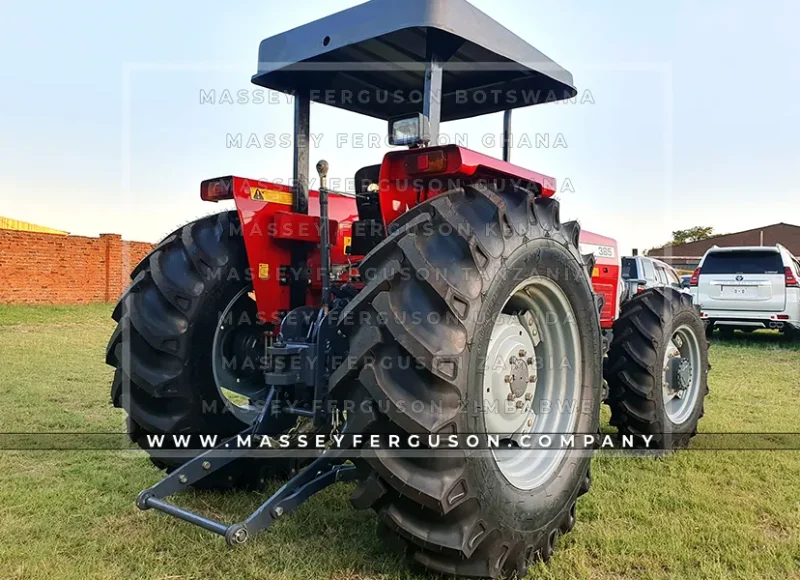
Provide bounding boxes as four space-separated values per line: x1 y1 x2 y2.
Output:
691 245 800 337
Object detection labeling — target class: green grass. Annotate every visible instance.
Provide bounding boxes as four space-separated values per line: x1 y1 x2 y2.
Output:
0 305 799 580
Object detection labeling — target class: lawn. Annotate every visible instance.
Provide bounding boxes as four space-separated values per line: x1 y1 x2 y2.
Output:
0 304 799 580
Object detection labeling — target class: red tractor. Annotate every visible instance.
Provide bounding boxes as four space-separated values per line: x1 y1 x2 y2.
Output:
107 0 709 577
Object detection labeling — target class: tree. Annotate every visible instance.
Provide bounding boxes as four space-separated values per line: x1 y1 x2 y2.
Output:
644 226 717 255
670 226 715 246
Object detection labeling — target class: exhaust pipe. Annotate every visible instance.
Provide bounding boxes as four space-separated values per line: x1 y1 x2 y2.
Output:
769 321 784 330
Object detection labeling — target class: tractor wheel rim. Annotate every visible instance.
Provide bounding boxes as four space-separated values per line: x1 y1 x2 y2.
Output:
211 285 267 425
484 276 582 491
662 324 701 424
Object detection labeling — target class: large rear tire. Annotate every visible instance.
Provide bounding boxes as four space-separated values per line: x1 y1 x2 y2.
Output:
605 287 709 449
106 211 295 489
331 183 602 578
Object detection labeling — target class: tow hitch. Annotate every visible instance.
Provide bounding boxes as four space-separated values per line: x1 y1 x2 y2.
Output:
134 161 354 545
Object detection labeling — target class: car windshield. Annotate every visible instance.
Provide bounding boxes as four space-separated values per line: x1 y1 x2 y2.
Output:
701 250 783 274
621 258 637 279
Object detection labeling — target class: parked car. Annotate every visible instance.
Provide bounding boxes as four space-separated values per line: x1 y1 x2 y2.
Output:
621 255 686 303
690 245 800 338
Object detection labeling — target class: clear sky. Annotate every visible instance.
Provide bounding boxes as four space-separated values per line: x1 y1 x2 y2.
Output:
1 0 799 254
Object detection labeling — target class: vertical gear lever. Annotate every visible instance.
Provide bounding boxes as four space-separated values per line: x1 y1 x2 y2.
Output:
316 160 331 311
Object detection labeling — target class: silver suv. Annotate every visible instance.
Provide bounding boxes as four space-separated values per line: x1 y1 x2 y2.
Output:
691 245 800 337
621 256 686 303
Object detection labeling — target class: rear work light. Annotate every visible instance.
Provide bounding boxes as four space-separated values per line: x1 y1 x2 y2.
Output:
200 176 234 202
404 150 447 175
689 267 701 287
786 267 799 288
388 113 430 147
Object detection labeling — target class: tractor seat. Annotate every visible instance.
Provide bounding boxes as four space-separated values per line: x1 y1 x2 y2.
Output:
350 164 385 255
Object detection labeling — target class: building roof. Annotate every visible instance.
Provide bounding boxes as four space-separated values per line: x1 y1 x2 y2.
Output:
0 216 68 235
648 223 800 258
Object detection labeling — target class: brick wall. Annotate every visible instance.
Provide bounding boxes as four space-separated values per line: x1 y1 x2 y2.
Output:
648 223 800 270
649 223 800 259
0 230 153 305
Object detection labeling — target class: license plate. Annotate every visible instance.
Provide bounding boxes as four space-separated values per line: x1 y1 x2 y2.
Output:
722 286 750 296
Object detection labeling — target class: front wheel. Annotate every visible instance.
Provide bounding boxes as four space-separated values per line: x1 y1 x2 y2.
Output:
605 287 709 449
331 183 603 578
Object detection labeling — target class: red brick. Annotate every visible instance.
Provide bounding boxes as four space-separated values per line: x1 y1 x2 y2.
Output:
0 230 153 305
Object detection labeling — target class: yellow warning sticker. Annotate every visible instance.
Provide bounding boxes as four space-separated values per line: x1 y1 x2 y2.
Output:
249 187 293 205
258 263 270 280
343 236 352 249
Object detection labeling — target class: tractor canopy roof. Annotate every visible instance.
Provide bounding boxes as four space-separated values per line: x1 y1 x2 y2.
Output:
251 0 576 122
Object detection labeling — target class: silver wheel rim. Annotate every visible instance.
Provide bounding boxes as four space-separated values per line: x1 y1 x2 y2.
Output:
484 276 582 491
662 324 701 424
211 286 267 425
